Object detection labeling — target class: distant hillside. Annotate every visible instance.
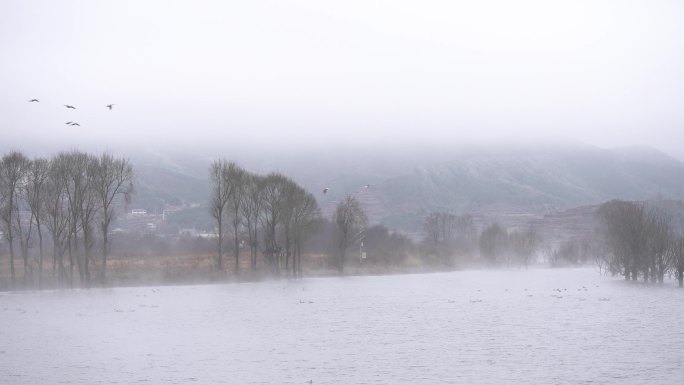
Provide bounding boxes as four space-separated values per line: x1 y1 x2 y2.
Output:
373 145 684 232
128 150 210 214
126 143 684 234
517 199 684 250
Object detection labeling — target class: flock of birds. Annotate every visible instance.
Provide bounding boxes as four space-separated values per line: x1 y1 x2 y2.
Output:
292 285 612 307
30 95 365 206
28 98 114 127
452 285 610 304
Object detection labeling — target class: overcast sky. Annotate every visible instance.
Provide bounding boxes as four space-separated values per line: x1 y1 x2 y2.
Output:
1 0 683 157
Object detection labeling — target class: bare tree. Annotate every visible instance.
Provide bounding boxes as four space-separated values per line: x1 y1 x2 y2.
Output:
0 151 29 287
59 151 99 286
209 159 236 271
333 195 368 274
549 236 593 267
283 181 321 277
25 158 49 287
15 182 34 286
226 164 246 274
292 193 321 278
81 154 100 286
363 224 414 267
593 236 610 275
668 233 684 287
423 212 477 261
509 229 538 267
423 212 443 244
423 212 458 244
453 214 477 251
597 200 648 281
43 156 71 285
479 223 508 266
280 179 299 274
92 153 133 283
259 173 289 273
241 173 265 271
645 208 671 283
596 201 676 283
14 160 40 286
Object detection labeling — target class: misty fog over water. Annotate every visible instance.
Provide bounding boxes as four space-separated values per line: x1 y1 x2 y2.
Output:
3 1 684 383
2 268 682 385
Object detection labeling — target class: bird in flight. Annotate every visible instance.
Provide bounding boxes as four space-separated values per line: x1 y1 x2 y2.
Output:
323 188 329 194
64 105 76 109
66 121 74 125
71 122 80 126
106 104 114 110
28 99 39 102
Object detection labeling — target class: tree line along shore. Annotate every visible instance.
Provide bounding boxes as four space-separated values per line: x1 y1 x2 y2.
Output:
2 150 684 290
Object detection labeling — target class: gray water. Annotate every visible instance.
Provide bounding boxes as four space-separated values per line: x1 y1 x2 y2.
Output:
1 268 683 384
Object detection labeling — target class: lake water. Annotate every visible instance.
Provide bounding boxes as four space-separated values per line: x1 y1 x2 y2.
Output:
1 268 683 384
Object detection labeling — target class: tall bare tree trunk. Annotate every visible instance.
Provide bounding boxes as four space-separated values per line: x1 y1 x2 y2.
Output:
233 224 240 274
84 233 91 286
9 237 16 286
68 235 74 288
217 221 223 270
37 223 44 288
101 231 108 283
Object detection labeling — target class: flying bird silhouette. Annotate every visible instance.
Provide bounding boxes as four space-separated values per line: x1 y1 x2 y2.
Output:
106 104 114 110
71 122 80 126
28 99 39 102
323 188 329 194
66 121 74 125
64 105 76 109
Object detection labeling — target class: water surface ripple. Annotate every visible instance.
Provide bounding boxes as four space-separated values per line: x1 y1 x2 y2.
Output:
1 268 683 384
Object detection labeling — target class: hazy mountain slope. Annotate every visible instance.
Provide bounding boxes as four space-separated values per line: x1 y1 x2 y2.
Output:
125 143 684 233
129 151 210 213
373 145 684 231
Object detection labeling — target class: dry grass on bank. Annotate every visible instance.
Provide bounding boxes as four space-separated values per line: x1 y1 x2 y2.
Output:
0 251 454 291
0 251 342 290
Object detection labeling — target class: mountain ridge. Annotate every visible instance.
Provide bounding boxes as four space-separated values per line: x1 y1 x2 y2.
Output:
123 143 684 234
4 142 684 235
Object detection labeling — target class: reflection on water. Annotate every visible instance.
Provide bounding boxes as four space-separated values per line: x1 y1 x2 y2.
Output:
1 268 683 384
